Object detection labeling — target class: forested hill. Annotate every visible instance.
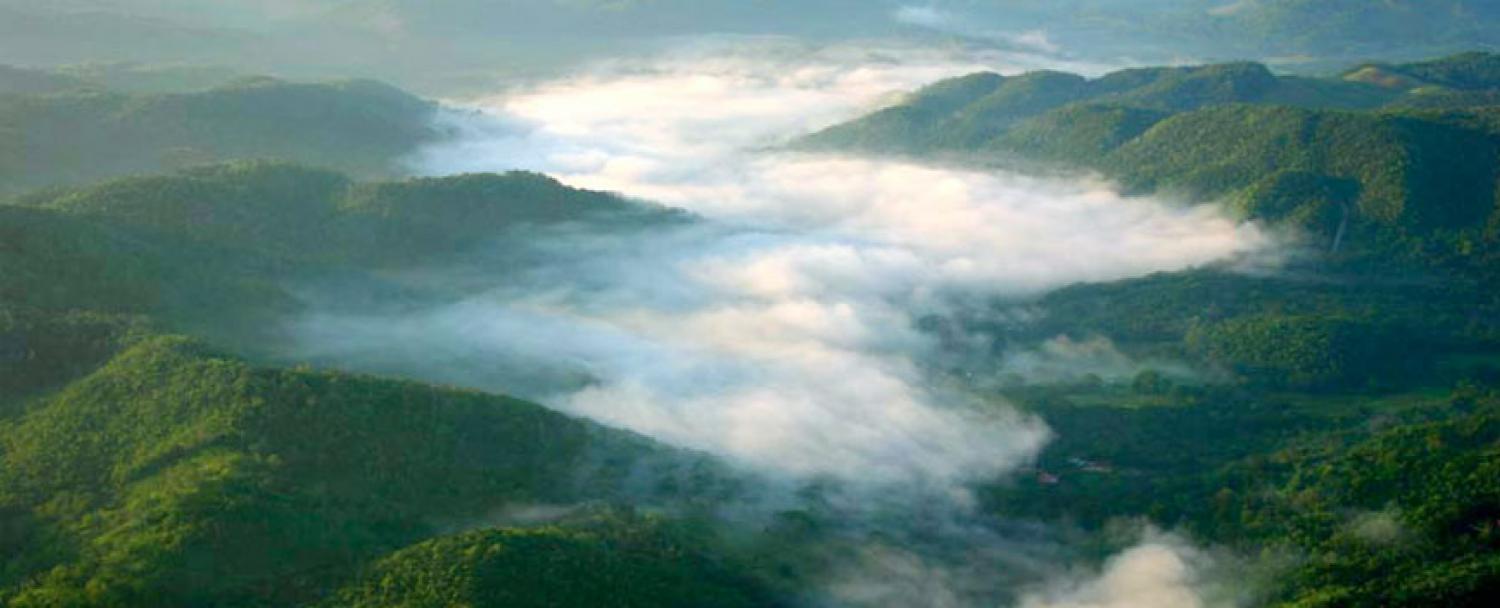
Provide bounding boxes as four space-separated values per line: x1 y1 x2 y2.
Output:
2 161 680 346
0 161 762 606
800 52 1500 273
0 75 440 196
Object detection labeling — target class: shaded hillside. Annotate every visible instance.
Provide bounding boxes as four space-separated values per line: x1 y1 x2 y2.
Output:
802 53 1500 269
0 160 753 606
0 78 439 195
799 60 1399 153
21 162 673 260
330 509 777 608
2 161 684 368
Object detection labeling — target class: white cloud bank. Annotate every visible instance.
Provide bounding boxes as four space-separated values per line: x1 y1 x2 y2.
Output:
1021 534 1236 608
293 41 1270 485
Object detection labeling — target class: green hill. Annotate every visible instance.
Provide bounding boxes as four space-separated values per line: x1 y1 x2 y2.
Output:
0 157 759 606
330 509 777 608
804 53 1500 268
0 335 711 606
2 161 683 359
799 60 1398 154
22 162 672 263
0 78 438 195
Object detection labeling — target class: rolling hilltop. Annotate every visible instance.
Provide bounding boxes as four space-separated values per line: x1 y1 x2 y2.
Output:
807 50 1500 607
802 53 1500 274
0 73 440 195
0 162 757 606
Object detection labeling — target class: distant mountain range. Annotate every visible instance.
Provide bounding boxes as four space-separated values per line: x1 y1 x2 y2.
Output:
3 1 1499 92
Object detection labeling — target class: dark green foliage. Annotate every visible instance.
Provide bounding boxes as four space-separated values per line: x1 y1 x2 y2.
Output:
1235 171 1359 230
331 510 777 608
0 203 294 320
337 171 682 263
1032 268 1500 349
18 161 678 268
1186 315 1392 391
0 308 143 409
986 381 1500 607
0 336 680 606
0 78 437 195
35 162 353 259
0 160 746 606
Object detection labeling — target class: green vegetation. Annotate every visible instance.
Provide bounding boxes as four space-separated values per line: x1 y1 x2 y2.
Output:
0 336 703 606
331 509 777 608
806 49 1500 605
0 161 748 606
0 77 439 195
9 45 1500 607
987 381 1500 608
804 53 1500 272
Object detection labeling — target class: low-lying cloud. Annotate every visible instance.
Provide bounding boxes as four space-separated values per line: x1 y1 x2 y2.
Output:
1021 532 1237 608
288 39 1273 485
282 37 1268 606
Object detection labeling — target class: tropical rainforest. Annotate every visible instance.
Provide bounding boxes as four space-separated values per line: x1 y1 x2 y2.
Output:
4 3 1500 608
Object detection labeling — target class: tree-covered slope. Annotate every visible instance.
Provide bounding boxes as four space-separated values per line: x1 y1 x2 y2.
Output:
2 161 686 366
0 160 752 606
805 53 1500 269
330 510 777 608
798 60 1399 154
18 161 675 265
0 335 709 606
0 77 438 195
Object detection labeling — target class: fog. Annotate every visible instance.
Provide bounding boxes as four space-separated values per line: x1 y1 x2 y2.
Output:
291 41 1266 482
276 40 1268 606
